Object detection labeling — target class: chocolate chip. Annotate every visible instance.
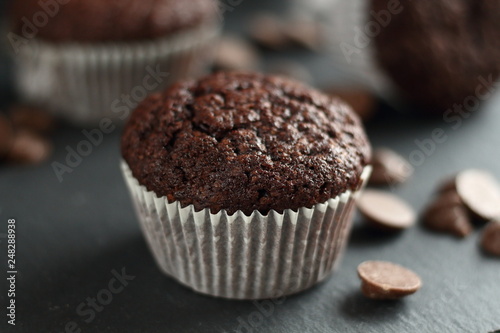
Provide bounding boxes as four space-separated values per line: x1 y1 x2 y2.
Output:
427 191 464 212
268 60 313 84
431 170 500 232
6 131 52 165
481 220 500 257
248 14 289 50
357 190 416 230
326 89 376 121
213 36 260 71
422 184 473 238
437 177 457 194
9 105 55 135
283 19 323 51
0 114 14 158
368 148 414 186
422 189 473 238
455 170 500 222
357 261 422 300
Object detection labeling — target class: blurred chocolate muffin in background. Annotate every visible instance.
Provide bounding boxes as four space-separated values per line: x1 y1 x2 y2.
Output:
10 0 218 42
371 0 500 113
8 0 220 126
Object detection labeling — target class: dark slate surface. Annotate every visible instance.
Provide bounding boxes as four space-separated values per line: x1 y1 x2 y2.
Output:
1 0 499 332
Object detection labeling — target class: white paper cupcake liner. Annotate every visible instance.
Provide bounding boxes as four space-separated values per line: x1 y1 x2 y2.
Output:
121 161 371 299
12 24 220 126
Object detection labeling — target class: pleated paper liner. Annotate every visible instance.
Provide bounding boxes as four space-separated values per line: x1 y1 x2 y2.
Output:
13 24 220 126
122 161 371 300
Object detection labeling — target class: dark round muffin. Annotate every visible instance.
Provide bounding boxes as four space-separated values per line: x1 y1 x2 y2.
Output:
371 0 500 112
122 72 371 215
10 0 219 43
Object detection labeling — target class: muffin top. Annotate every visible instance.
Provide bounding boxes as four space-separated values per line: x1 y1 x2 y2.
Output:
10 0 219 43
371 0 500 112
122 72 371 215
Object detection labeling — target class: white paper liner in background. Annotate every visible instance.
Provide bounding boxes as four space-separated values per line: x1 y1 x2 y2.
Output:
121 161 371 300
12 24 220 126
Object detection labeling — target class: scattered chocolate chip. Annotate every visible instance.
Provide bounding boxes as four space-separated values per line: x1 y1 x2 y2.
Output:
426 190 464 211
6 131 52 165
326 89 376 121
357 190 416 230
455 170 500 222
481 220 500 257
249 13 324 52
357 261 422 300
9 105 55 135
248 14 289 50
283 19 323 51
369 148 414 186
267 60 313 84
422 184 473 238
0 114 14 158
423 170 500 239
437 177 458 194
213 36 261 71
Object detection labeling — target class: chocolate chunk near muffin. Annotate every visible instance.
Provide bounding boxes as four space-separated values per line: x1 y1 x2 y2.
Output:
422 169 500 238
371 0 500 112
9 105 55 135
6 130 52 165
357 261 422 300
248 14 323 51
213 36 261 71
268 60 313 84
434 170 500 223
325 88 376 122
283 18 323 51
423 191 472 238
248 13 289 50
368 148 413 186
0 113 14 159
481 221 500 257
357 190 416 231
0 110 53 165
0 114 14 158
454 170 500 222
122 71 371 215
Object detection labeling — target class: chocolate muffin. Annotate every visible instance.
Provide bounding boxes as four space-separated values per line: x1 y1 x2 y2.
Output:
10 0 219 43
10 0 220 125
371 0 500 112
122 71 371 215
120 71 372 299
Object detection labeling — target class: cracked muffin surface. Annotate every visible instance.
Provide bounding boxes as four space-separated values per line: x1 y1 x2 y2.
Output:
122 71 371 215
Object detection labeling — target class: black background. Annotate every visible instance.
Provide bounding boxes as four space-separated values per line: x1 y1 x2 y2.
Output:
1 0 499 332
